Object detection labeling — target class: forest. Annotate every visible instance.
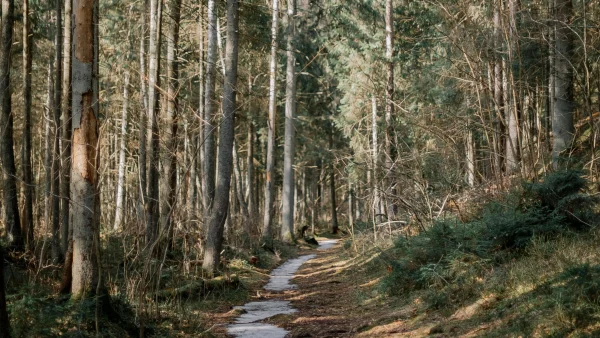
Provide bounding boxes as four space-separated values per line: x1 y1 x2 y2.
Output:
1 0 599 336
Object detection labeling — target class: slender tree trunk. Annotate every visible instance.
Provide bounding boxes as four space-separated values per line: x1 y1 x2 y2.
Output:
552 0 574 168
371 95 381 225
505 0 519 174
0 246 9 338
0 0 24 251
233 140 249 223
547 0 555 152
22 0 34 251
189 6 204 222
203 0 239 273
51 0 64 262
145 0 163 245
246 103 257 231
139 0 149 206
262 0 279 244
60 0 73 255
384 0 396 219
71 0 100 299
203 0 218 215
160 0 181 246
493 1 504 177
41 63 54 263
281 0 297 243
114 72 129 230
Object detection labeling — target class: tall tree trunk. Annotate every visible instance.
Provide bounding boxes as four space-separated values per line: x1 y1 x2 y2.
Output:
60 0 73 256
493 1 504 177
42 63 54 263
145 0 163 245
203 0 239 273
505 0 519 174
71 0 100 299
0 0 24 251
22 0 34 251
384 0 396 219
160 0 181 246
51 0 64 263
0 246 10 338
262 0 279 244
233 140 249 224
371 95 381 227
552 0 574 168
202 0 218 215
139 0 149 206
189 6 204 222
246 100 257 231
281 0 297 243
114 72 129 230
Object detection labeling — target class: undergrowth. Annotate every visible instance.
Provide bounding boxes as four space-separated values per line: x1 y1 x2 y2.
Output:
354 170 600 335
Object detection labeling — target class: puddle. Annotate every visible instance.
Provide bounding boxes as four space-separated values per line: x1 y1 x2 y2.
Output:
264 254 316 291
227 239 338 337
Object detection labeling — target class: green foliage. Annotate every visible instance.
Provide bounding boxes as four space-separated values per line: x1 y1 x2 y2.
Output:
380 170 599 304
480 202 565 250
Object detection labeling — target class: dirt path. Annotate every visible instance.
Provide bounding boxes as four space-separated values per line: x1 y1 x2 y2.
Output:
216 238 431 337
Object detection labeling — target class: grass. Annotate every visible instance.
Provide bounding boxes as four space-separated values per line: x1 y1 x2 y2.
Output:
334 170 600 337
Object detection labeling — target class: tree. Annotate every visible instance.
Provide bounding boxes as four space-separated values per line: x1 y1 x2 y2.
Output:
552 0 574 168
281 0 297 243
262 0 279 244
60 0 73 255
384 0 396 218
114 72 129 230
22 0 34 251
51 0 64 262
202 0 218 217
0 0 24 251
203 0 239 273
71 0 100 298
145 0 163 245
160 0 182 245
139 0 149 207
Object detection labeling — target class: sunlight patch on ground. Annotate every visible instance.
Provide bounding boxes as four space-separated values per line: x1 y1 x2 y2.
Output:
360 276 382 287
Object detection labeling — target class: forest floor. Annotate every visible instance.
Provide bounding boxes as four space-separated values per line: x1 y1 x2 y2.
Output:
206 237 443 337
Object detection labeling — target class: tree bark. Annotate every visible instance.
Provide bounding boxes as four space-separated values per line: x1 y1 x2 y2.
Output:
493 1 504 177
114 72 129 230
262 0 279 244
60 0 73 255
0 0 24 251
384 0 396 219
51 0 64 263
160 0 181 246
552 0 574 168
71 0 100 299
139 0 149 206
22 0 34 251
203 0 239 273
203 0 218 215
281 0 297 243
145 0 163 245
505 0 519 174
